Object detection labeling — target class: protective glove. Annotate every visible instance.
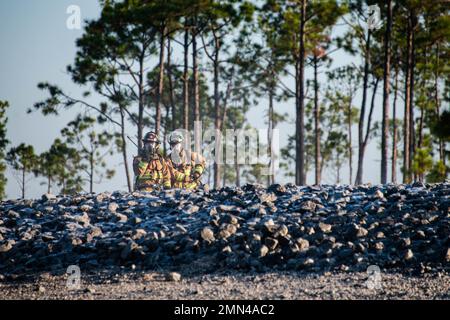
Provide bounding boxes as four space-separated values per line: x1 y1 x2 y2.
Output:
191 171 201 181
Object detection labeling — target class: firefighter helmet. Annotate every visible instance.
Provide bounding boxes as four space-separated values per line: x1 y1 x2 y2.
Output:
168 131 184 145
142 131 160 144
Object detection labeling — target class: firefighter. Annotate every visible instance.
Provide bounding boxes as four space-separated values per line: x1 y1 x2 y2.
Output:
167 132 206 189
133 132 172 192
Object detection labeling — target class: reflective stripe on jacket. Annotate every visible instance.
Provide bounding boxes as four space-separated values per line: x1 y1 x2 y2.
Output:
167 151 205 189
133 156 171 191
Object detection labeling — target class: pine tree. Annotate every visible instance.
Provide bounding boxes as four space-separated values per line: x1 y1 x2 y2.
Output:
6 144 38 199
200 0 254 189
61 115 115 193
37 139 83 194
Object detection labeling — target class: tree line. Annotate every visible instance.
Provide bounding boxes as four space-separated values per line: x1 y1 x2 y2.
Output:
0 0 448 199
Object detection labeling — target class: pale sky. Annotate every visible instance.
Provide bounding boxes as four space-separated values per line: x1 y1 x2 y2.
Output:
0 0 391 199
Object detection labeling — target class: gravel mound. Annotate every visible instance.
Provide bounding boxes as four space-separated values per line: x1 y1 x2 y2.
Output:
0 182 449 277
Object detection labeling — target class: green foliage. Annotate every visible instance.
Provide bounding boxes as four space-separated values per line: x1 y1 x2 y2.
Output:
6 144 37 173
37 139 83 194
18 0 450 192
146 63 213 134
270 0 347 60
280 134 296 179
412 147 433 181
426 160 448 183
243 163 269 185
431 110 450 142
310 89 353 181
61 114 115 192
6 144 38 198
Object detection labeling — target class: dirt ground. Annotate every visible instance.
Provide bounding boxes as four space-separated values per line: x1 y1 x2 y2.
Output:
0 267 449 300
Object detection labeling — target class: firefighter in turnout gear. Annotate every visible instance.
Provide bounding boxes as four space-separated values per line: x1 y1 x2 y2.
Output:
167 132 206 189
133 132 172 192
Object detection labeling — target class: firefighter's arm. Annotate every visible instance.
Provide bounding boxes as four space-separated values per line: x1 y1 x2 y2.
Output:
168 160 190 183
165 158 175 182
177 167 191 183
133 156 149 191
192 153 206 180
162 159 172 189
133 156 143 176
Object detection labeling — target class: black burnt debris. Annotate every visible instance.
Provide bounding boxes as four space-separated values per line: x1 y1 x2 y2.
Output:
0 182 449 277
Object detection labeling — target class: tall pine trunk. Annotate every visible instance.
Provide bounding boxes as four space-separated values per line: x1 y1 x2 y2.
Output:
222 165 226 187
296 0 307 186
313 55 321 185
192 22 201 156
434 44 444 165
347 91 353 185
358 78 380 184
381 0 392 184
418 102 424 149
183 24 189 131
167 39 176 131
192 19 200 124
235 163 240 187
403 19 412 183
267 85 275 186
21 167 25 199
409 14 416 181
120 107 132 192
47 176 51 194
391 68 399 184
213 33 222 189
355 29 371 185
366 78 380 148
164 105 170 155
89 152 94 193
137 54 145 153
155 28 166 136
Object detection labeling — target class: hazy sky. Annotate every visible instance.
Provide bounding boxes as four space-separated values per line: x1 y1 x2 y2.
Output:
0 0 392 199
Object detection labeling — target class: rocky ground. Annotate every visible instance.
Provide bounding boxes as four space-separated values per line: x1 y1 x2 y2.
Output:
0 182 449 299
1 268 449 300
